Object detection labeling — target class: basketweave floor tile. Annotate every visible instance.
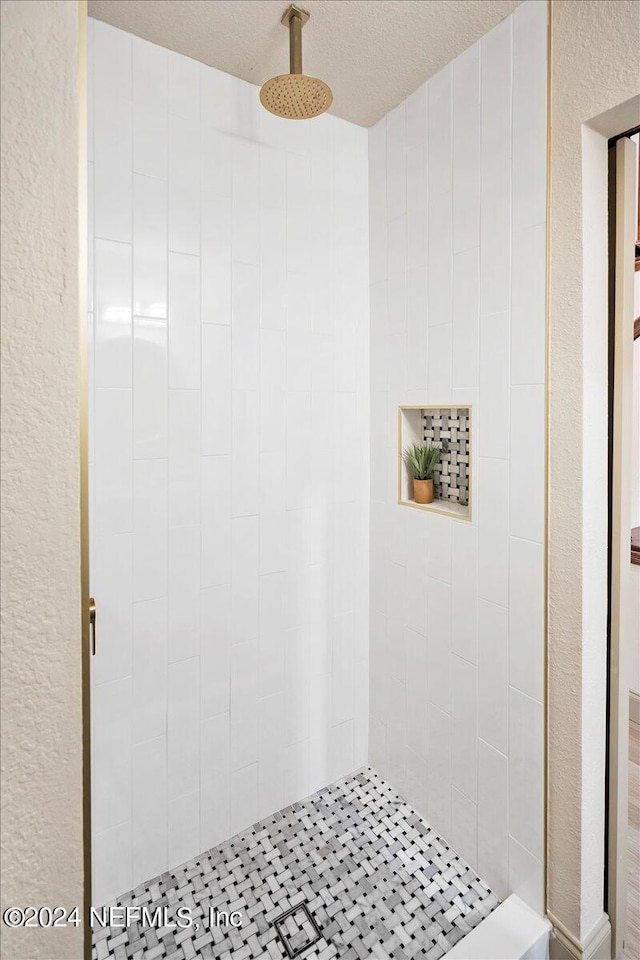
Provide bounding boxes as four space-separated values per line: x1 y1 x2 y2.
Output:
92 768 499 960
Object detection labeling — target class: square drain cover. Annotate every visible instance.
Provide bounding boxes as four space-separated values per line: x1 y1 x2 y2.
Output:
273 902 322 958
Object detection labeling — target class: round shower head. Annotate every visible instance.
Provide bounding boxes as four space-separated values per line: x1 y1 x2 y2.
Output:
260 73 333 120
260 5 333 120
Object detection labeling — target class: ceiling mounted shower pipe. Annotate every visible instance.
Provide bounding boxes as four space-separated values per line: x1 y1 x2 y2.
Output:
287 3 305 75
259 4 333 120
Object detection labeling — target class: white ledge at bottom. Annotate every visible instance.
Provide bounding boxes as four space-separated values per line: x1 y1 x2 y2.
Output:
443 895 552 960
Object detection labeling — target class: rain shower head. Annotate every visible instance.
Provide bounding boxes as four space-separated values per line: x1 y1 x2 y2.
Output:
260 4 333 120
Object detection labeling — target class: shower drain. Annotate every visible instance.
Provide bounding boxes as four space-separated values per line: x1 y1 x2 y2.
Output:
273 901 323 958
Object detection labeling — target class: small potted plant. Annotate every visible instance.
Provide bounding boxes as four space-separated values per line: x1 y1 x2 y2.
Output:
403 442 441 504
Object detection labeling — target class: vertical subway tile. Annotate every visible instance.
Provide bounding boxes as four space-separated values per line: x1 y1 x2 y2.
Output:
286 155 311 275
133 174 167 319
332 611 355 726
201 323 231 455
426 515 453 582
283 739 310 808
133 458 168 602
512 0 547 232
168 114 200 255
229 763 258 837
200 583 230 719
260 329 286 454
260 204 287 331
200 712 230 850
260 450 286 576
369 117 388 281
94 91 132 243
168 791 200 869
478 739 509 899
94 21 132 102
478 457 509 607
479 310 510 459
133 317 168 459
231 516 259 646
451 523 478 664
93 676 132 832
427 66 452 328
451 655 478 802
201 455 231 588
426 579 452 713
480 19 512 316
452 246 480 389
478 600 508 755
511 223 546 385
168 388 200 527
330 719 355 782
509 836 544 916
405 745 428 817
406 267 428 391
168 525 201 663
259 572 286 699
386 101 407 220
387 214 407 336
93 822 132 909
168 252 200 389
284 626 310 744
167 49 200 119
231 389 260 518
132 35 167 112
232 138 260 266
200 63 231 132
168 657 200 799
426 703 451 839
132 735 167 886
134 101 168 180
231 261 260 390
510 384 545 542
286 392 311 511
258 694 285 820
406 85 428 270
230 641 259 769
509 537 544 702
133 597 168 745
95 388 133 537
406 627 428 760
202 130 231 324
427 323 452 400
95 239 132 388
509 687 544 860
451 786 478 870
452 44 481 254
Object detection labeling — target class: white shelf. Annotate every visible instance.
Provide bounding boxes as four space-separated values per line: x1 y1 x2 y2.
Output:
399 496 470 519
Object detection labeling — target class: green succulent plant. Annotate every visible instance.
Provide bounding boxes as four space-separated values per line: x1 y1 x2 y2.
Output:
403 442 441 481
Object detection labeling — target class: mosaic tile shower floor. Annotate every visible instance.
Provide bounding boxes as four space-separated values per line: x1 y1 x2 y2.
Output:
93 768 499 960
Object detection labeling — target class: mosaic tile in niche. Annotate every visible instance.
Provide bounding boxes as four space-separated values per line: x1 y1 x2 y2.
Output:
422 407 470 506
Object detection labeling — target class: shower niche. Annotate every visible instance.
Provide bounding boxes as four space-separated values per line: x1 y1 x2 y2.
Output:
398 405 472 520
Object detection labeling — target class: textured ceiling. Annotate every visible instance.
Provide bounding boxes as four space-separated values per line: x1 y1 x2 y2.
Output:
88 0 521 127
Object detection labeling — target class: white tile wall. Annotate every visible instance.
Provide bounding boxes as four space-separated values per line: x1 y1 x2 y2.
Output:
89 20 369 906
368 0 546 916
91 1 545 913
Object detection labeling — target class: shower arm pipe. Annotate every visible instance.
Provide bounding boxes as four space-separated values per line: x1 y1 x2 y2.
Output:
290 12 302 73
282 4 309 75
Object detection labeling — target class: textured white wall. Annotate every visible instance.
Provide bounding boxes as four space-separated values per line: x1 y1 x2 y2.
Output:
368 0 547 914
88 19 370 906
548 0 640 949
0 1 85 958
